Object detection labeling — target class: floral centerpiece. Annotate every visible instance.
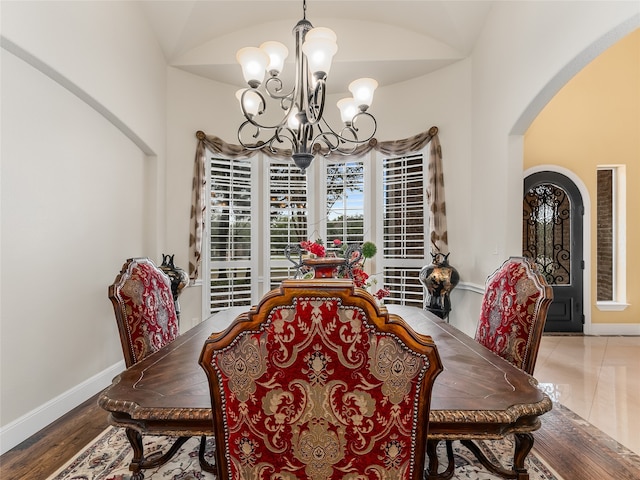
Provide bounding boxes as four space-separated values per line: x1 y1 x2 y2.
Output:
299 238 390 301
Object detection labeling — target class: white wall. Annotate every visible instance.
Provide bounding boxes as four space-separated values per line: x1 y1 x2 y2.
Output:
0 1 167 453
469 1 639 280
451 1 639 332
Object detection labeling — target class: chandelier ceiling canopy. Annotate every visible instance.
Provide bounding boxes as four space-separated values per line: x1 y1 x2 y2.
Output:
235 0 378 173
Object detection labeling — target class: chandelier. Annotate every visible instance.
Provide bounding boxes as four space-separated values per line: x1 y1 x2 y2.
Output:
235 0 378 173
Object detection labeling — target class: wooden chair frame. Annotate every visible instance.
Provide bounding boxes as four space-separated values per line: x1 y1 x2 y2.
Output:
108 257 179 368
200 279 443 480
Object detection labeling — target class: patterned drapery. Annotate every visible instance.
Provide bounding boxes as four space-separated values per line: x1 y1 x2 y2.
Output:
427 135 448 254
189 127 447 280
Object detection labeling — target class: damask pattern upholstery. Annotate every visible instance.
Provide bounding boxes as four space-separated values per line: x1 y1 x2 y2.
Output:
200 280 442 480
109 257 180 367
475 256 553 375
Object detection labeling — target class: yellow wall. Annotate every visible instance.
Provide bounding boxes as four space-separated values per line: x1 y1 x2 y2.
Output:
524 29 639 325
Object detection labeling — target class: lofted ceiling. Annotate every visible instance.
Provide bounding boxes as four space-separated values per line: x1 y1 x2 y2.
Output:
137 0 495 95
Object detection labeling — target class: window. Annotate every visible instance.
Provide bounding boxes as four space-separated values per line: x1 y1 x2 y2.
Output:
267 160 309 289
596 165 628 310
206 156 256 313
596 169 613 300
325 160 365 245
204 149 430 314
379 153 427 308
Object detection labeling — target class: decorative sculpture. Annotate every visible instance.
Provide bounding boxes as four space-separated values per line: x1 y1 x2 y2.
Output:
159 254 189 320
420 252 460 321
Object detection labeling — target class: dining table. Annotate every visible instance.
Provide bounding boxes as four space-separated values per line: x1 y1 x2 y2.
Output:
98 303 552 480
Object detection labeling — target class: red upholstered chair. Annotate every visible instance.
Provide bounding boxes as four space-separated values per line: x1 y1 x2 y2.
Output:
109 258 214 476
109 257 180 368
427 256 553 479
475 256 553 375
200 279 443 480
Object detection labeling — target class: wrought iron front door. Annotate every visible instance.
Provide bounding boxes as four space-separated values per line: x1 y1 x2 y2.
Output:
523 171 584 332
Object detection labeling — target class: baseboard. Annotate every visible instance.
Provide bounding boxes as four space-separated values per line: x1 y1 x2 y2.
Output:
456 281 485 295
0 360 125 455
585 323 640 335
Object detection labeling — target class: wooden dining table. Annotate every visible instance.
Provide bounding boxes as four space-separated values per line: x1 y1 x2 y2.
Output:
98 304 552 480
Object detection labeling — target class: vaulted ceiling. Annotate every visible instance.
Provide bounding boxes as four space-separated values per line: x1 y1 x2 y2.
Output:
137 0 494 95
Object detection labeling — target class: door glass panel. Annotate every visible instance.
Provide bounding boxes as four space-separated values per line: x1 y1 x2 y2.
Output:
523 183 571 285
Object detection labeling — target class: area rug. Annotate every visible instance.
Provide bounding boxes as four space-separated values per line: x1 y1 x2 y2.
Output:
46 427 564 480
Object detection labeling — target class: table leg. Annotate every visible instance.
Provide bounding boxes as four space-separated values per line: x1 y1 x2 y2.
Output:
513 432 533 480
124 427 190 480
458 433 534 480
125 428 146 480
426 439 455 479
199 435 216 473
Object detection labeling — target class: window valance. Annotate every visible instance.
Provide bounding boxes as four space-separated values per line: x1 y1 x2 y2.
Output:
189 126 447 280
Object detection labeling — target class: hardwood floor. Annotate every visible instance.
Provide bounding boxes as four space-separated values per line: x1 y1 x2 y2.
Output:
1 396 639 480
0 394 109 480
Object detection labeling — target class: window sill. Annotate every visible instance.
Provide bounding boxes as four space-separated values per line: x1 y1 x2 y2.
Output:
596 301 629 312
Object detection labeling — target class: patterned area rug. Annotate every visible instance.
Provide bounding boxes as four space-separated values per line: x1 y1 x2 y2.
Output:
46 427 564 480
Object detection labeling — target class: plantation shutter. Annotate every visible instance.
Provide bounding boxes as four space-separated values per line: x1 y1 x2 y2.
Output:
207 156 254 313
267 160 309 288
381 153 427 307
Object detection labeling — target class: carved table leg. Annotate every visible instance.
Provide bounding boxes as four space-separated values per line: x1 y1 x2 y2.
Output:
458 433 534 480
426 439 455 480
125 428 146 480
199 435 216 473
124 427 190 480
513 432 534 480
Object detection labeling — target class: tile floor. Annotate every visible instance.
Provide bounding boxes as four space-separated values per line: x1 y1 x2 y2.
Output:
534 335 640 456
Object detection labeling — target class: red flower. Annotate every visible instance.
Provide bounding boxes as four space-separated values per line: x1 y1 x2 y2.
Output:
351 267 369 288
332 239 342 246
373 288 391 300
300 240 326 258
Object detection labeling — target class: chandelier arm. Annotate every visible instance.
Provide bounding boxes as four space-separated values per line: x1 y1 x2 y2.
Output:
304 79 327 126
237 120 261 148
350 110 378 137
315 113 376 145
264 76 295 101
239 88 296 131
238 121 295 153
275 126 298 152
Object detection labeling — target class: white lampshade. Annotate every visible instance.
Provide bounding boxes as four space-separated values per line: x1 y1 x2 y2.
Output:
287 106 300 130
349 78 378 109
236 47 269 86
236 89 261 117
337 98 358 124
260 41 289 75
304 27 337 44
302 28 338 77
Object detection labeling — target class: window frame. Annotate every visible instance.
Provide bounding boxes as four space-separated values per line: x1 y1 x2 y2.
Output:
203 147 431 316
202 154 260 316
596 164 628 311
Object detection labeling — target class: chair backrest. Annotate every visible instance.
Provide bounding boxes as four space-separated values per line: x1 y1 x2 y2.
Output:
475 256 553 374
108 257 179 367
200 279 443 480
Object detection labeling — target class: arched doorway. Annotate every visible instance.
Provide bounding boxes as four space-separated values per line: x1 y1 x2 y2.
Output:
523 171 584 332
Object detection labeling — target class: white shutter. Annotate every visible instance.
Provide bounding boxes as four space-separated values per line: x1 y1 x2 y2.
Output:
267 160 309 288
208 156 254 313
381 153 427 307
